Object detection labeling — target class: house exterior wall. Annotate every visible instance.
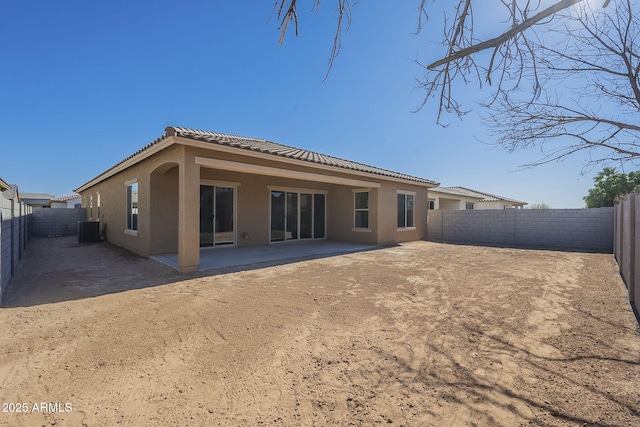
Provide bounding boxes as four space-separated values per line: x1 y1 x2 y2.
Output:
437 198 462 210
477 201 509 210
431 196 521 210
377 183 427 244
436 197 477 210
78 142 431 260
80 144 184 257
51 198 81 208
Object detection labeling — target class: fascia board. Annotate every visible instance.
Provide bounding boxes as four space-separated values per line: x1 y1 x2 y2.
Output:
74 136 176 193
179 137 435 188
195 157 382 188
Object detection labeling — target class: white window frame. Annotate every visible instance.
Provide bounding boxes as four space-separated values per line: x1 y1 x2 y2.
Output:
397 190 416 231
125 179 138 236
428 198 435 210
465 202 475 210
353 189 371 232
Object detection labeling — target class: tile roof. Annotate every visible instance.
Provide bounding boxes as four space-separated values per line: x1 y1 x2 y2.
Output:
51 194 81 202
166 127 438 186
78 126 439 191
430 186 527 205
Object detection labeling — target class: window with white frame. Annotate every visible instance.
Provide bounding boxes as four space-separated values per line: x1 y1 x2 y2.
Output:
89 194 93 219
428 199 435 210
397 192 415 228
97 192 101 219
465 202 475 210
354 191 369 229
126 182 138 232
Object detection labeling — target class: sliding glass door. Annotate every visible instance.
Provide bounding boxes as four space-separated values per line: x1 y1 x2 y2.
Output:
200 185 235 247
271 190 325 242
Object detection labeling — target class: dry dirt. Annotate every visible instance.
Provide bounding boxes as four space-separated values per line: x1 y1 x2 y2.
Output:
1 237 639 427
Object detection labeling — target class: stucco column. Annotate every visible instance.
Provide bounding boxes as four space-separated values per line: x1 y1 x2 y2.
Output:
178 146 200 273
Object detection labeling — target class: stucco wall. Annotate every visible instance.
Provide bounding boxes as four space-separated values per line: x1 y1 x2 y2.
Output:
79 144 184 257
427 208 613 252
78 141 432 259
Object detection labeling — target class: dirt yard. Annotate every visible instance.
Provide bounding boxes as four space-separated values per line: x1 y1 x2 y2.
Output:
1 237 639 427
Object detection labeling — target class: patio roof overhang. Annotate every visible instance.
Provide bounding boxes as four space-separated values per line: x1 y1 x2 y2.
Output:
195 157 381 188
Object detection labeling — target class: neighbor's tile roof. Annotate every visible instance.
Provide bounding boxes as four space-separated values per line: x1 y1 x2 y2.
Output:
165 127 438 186
430 186 527 205
51 194 81 202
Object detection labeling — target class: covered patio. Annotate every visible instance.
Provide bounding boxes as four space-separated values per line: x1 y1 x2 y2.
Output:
151 240 377 272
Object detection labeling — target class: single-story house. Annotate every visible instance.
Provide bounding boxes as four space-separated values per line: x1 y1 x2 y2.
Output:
50 194 82 209
75 126 439 272
428 186 527 210
20 193 55 208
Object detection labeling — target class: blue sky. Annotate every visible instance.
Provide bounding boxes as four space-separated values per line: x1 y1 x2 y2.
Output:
0 0 604 207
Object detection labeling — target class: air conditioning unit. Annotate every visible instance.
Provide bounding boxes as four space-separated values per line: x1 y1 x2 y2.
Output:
77 221 100 243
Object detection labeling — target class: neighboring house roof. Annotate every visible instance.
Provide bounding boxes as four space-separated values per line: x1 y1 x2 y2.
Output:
76 126 438 192
21 193 55 201
430 186 527 205
51 194 81 203
0 177 10 192
2 184 18 200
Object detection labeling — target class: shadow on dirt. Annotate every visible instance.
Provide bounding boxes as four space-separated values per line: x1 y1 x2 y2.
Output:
2 236 385 308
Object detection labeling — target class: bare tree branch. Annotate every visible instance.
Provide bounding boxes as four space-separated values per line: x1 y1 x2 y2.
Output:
272 0 640 169
426 0 585 70
273 0 353 80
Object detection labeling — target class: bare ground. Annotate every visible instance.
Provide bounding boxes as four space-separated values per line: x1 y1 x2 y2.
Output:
0 237 639 426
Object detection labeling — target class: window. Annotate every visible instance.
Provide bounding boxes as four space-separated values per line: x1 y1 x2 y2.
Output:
465 202 475 210
428 199 435 210
397 193 415 228
89 194 93 219
270 189 326 242
126 182 138 232
97 193 101 219
354 191 369 229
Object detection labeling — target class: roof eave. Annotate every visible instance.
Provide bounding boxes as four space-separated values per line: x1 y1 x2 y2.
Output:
176 135 438 188
75 128 439 192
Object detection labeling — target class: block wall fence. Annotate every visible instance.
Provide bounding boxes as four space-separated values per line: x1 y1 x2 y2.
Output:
30 208 87 237
614 194 639 317
427 208 614 252
1 196 31 303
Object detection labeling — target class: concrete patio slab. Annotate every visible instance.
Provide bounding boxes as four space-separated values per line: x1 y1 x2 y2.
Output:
151 240 376 272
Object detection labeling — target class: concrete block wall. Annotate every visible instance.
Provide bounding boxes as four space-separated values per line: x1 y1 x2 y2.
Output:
1 197 12 296
614 194 639 315
31 208 87 237
427 208 614 252
1 196 32 302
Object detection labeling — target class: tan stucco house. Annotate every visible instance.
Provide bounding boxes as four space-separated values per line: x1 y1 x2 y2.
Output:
75 126 438 272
